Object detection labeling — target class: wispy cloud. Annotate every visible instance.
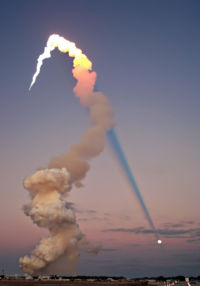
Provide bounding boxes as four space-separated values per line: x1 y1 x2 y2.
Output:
76 208 98 215
164 220 195 228
187 238 200 243
103 226 200 239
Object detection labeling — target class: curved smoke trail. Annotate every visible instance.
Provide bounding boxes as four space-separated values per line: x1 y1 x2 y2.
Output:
20 33 161 275
20 34 114 274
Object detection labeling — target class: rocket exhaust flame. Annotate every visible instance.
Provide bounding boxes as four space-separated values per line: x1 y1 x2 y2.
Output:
107 129 161 243
29 34 92 91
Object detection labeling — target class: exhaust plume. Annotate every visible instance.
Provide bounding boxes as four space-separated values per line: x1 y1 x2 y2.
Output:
20 34 114 274
21 33 160 274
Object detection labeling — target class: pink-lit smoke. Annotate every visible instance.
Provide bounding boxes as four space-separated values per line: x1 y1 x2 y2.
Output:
19 34 114 274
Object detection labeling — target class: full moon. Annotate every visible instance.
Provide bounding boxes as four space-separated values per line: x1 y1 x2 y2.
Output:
157 239 162 244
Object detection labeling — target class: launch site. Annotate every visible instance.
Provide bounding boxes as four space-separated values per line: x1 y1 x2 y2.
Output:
1 275 200 286
0 0 200 283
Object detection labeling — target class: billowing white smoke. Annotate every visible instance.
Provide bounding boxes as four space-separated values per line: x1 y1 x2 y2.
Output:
19 34 114 274
19 168 82 274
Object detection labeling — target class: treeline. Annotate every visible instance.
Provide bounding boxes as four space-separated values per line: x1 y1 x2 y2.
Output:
48 275 126 280
134 276 200 282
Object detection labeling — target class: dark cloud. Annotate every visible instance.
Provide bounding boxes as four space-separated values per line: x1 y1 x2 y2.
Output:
77 209 114 222
187 238 200 243
65 201 76 210
103 226 200 239
76 208 104 221
78 215 106 222
164 220 195 229
184 220 195 225
76 209 98 215
164 223 185 228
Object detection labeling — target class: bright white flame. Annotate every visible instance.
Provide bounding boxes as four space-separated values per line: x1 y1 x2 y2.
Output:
157 239 162 244
29 34 92 91
29 45 55 90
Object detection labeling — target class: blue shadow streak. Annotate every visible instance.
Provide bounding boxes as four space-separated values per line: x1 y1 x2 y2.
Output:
107 128 159 241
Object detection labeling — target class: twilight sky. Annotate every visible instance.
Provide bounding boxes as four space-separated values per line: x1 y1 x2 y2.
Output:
0 0 200 277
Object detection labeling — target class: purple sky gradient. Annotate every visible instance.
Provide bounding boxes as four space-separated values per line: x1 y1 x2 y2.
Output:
0 0 200 276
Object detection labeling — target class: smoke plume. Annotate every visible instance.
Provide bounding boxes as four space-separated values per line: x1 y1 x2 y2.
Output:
20 34 114 274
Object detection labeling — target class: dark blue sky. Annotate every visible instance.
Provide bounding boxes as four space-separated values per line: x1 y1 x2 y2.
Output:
0 0 200 277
